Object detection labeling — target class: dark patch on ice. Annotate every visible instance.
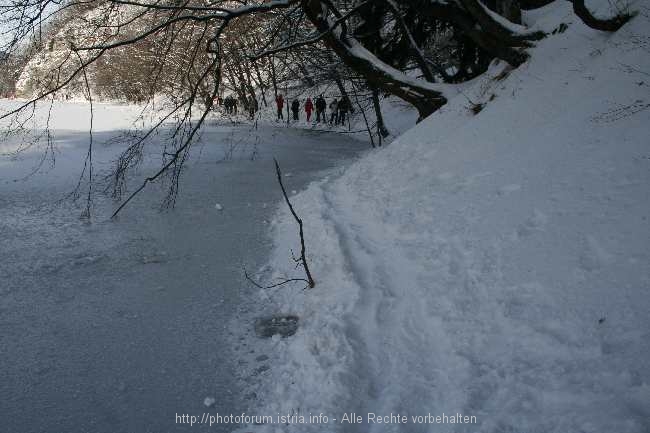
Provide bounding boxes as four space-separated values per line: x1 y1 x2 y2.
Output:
254 365 270 375
254 315 299 338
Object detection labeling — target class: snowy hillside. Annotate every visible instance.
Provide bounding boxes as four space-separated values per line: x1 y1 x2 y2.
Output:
243 2 650 432
14 3 169 101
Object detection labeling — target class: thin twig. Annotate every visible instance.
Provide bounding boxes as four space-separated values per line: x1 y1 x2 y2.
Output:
274 157 315 288
244 268 310 290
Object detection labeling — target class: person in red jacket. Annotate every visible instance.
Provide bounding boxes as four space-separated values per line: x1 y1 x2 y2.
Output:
276 94 284 120
305 97 314 122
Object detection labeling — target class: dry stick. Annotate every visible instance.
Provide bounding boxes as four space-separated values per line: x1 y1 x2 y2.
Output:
78 51 94 219
274 158 316 289
243 159 316 290
243 268 310 290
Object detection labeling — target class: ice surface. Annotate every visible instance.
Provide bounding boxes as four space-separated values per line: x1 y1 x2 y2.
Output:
0 108 367 433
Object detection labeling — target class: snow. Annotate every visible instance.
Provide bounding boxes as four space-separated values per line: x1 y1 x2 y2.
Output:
3 1 649 431
242 2 650 432
0 99 157 154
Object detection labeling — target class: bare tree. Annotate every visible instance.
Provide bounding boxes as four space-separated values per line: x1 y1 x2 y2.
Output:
0 0 636 215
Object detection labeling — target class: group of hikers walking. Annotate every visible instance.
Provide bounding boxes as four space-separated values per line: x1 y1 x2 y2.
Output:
219 92 353 127
221 94 259 118
277 93 352 126
222 95 238 115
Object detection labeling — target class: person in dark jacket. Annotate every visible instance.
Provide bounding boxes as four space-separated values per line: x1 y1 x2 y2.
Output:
305 97 314 122
338 96 351 125
291 99 300 120
275 94 284 120
315 94 326 123
224 96 231 114
249 96 258 120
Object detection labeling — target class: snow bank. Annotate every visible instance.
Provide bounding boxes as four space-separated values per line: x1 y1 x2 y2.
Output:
243 2 650 432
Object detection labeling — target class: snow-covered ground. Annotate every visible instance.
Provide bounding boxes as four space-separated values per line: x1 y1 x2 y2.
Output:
243 2 650 432
0 102 368 433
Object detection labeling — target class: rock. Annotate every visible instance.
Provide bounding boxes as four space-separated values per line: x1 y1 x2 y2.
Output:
254 315 299 338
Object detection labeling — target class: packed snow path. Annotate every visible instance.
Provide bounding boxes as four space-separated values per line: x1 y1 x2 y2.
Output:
0 118 368 433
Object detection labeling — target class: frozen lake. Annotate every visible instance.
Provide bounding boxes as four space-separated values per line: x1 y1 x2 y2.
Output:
0 115 367 433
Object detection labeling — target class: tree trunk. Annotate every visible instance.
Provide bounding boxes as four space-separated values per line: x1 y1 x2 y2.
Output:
570 0 633 32
372 87 390 139
519 0 554 10
499 0 522 24
334 75 349 102
269 57 278 100
302 0 447 120
252 62 268 107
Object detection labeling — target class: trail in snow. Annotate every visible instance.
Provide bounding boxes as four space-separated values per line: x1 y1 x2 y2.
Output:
242 2 650 432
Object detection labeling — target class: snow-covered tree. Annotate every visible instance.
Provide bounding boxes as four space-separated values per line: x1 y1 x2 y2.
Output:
0 0 635 212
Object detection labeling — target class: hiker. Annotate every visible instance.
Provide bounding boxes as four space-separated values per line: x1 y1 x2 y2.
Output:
305 97 314 122
291 99 300 120
329 98 338 125
338 95 351 125
232 97 238 115
315 94 326 123
226 96 232 114
249 96 257 120
276 94 284 120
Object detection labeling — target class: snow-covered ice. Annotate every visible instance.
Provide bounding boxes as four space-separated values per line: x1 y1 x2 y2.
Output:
0 105 368 433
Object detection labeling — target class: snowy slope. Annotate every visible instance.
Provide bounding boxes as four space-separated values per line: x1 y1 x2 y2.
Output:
242 2 650 432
